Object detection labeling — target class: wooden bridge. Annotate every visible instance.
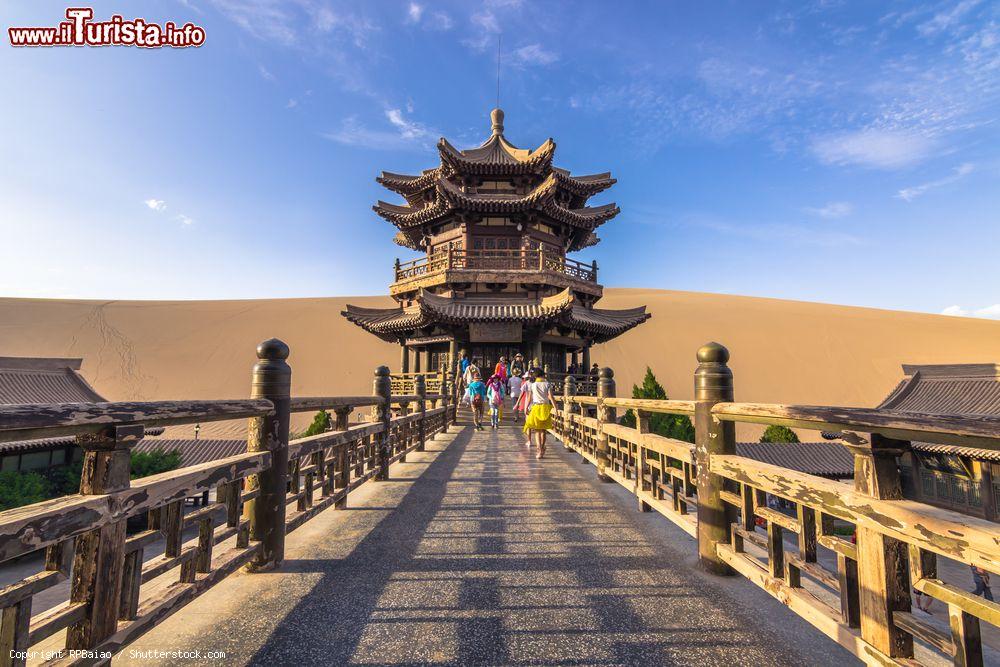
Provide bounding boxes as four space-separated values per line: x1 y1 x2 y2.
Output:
0 340 998 666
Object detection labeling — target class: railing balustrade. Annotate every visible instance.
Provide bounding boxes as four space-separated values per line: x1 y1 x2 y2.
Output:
553 344 1000 667
0 340 453 666
393 249 598 283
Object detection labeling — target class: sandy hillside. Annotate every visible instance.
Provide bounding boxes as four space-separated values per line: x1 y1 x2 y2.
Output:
1 289 998 438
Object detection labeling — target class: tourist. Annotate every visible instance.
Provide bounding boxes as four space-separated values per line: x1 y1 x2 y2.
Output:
515 374 534 445
971 565 994 601
486 373 505 429
494 356 509 382
460 350 471 375
508 372 524 423
463 360 480 389
510 353 525 378
467 371 487 431
590 363 599 378
523 368 557 459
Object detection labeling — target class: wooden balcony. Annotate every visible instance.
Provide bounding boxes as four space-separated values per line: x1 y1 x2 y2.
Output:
391 248 601 297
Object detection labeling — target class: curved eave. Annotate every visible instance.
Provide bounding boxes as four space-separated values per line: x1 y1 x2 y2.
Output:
341 304 426 341
570 231 601 251
417 287 575 325
373 198 452 228
552 169 617 196
566 305 651 341
392 230 422 251
542 201 620 229
376 169 441 195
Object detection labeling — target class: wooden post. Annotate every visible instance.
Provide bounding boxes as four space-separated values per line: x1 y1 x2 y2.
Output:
636 410 652 512
850 435 914 659
563 375 576 447
245 338 291 572
532 339 543 370
373 365 392 481
333 407 350 508
413 348 422 373
415 374 427 451
694 342 736 576
400 342 409 374
440 374 451 431
595 367 616 483
66 423 141 649
582 344 591 373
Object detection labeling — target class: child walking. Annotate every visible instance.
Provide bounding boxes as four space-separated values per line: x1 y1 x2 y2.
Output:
467 372 487 431
486 373 505 429
523 369 556 459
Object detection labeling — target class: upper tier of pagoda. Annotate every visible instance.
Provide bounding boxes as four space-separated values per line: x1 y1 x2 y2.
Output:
373 108 620 252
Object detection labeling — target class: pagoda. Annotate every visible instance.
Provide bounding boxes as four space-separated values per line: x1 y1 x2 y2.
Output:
342 108 650 377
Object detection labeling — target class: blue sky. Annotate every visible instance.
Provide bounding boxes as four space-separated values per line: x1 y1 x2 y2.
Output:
0 1 997 317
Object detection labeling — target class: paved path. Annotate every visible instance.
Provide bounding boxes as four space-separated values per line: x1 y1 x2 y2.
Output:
124 422 853 666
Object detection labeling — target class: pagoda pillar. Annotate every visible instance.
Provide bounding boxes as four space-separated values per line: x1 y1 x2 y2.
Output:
414 347 422 373
400 342 409 374
582 343 591 371
448 339 457 379
532 339 542 370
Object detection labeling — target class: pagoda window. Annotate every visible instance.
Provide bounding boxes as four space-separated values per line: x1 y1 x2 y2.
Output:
480 217 513 227
478 180 515 192
532 222 556 236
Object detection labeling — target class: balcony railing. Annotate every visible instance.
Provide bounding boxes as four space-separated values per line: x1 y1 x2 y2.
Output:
394 249 598 283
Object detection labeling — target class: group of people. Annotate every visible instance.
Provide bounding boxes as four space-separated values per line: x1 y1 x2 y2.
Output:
459 352 556 459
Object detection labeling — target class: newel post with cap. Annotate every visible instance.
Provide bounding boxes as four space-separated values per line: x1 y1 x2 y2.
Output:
372 365 392 481
596 367 616 482
694 342 737 575
245 338 292 571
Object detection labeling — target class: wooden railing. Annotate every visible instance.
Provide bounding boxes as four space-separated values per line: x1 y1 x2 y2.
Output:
548 372 597 397
393 248 598 283
390 371 443 395
553 345 1000 667
0 339 453 666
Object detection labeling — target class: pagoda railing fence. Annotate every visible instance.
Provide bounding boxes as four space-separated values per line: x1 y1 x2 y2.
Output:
0 340 453 666
394 248 597 283
552 350 1000 667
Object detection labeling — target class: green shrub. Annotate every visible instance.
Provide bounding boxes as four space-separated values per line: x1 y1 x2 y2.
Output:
618 367 694 443
130 449 182 479
0 470 51 510
759 424 800 443
300 410 332 438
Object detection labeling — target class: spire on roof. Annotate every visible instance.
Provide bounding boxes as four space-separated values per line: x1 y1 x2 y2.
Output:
490 107 504 136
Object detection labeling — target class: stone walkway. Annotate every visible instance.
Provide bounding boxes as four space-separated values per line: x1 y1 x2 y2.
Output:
123 422 854 666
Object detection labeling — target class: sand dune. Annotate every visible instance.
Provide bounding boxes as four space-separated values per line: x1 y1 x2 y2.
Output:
1 289 998 439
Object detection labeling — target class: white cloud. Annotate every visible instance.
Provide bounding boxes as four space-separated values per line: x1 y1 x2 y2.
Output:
144 199 167 212
406 2 423 24
427 11 454 31
472 10 500 34
512 44 558 66
174 214 195 226
257 64 275 81
323 110 437 150
811 129 936 169
941 304 1000 318
803 201 853 219
917 0 982 37
896 163 974 201
286 98 299 109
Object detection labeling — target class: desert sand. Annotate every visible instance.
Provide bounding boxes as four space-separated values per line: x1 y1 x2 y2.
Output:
1 289 998 439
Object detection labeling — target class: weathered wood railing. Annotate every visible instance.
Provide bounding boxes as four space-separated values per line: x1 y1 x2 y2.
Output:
393 248 598 283
0 339 453 666
390 371 443 395
553 344 1000 667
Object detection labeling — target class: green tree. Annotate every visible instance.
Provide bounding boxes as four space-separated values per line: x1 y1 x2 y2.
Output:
0 470 51 510
300 410 332 438
618 367 695 443
130 449 182 479
759 424 800 443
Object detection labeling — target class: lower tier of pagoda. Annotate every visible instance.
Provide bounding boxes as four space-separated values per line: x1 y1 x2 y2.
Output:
342 288 649 344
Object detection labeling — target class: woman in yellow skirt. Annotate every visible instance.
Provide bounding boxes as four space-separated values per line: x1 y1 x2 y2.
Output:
522 368 557 459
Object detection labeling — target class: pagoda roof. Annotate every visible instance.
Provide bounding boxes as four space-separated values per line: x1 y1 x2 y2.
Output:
342 288 649 343
374 172 620 233
372 108 620 250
